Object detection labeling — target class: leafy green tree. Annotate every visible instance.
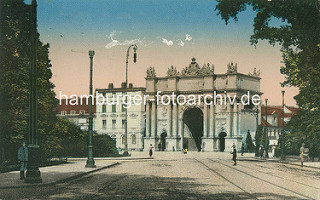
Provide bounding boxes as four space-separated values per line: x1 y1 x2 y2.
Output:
285 110 320 160
245 130 255 152
93 134 117 157
255 125 263 157
261 128 270 158
0 0 57 164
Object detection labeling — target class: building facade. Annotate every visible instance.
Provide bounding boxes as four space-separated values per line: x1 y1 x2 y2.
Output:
56 98 96 131
95 83 146 151
261 105 299 149
144 58 261 152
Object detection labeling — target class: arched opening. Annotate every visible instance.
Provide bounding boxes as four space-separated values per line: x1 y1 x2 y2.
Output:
160 129 167 151
218 132 227 152
183 107 203 151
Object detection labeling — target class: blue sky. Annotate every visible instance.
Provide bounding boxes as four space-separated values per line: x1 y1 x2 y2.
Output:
25 0 298 106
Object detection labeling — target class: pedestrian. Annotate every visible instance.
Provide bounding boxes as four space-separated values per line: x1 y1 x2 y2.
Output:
231 144 237 166
18 141 28 180
300 143 305 167
149 144 153 158
260 146 264 159
241 143 244 156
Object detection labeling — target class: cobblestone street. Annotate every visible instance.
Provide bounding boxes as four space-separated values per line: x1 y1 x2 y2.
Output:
0 152 319 200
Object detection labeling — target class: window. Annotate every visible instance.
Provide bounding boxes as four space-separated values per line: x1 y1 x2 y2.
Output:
112 120 116 129
102 120 106 129
61 111 66 115
132 134 136 144
70 110 76 115
102 105 106 113
122 120 126 129
121 135 126 145
112 104 116 113
122 104 126 112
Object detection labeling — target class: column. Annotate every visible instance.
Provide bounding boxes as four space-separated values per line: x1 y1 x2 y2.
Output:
203 104 208 137
173 104 178 138
151 101 156 137
210 104 215 138
146 102 151 137
168 103 172 137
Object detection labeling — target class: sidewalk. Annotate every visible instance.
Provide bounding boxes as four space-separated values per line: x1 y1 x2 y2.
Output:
0 160 119 189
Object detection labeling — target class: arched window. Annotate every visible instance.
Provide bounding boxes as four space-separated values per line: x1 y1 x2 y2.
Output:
132 134 136 144
121 135 126 145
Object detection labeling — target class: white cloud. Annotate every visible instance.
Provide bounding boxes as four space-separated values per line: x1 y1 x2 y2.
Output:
105 31 143 49
185 34 192 41
177 40 184 47
162 38 173 46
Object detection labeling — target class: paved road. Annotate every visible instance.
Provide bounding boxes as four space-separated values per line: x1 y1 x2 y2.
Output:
0 152 319 200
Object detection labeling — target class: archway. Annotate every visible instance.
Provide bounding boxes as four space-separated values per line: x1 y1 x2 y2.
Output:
160 130 167 151
218 132 227 152
183 107 203 151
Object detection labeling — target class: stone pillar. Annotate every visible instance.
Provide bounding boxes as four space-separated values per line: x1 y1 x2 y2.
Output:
146 102 151 137
203 104 208 137
173 104 178 138
151 101 157 137
210 104 215 137
168 103 172 137
229 103 234 137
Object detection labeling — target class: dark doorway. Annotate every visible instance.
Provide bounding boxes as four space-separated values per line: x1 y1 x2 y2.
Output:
183 107 203 151
160 130 167 151
219 132 227 152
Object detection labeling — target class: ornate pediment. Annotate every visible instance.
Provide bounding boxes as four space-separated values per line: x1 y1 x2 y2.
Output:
181 58 214 76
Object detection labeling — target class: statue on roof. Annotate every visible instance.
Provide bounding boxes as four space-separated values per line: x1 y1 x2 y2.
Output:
227 62 238 73
248 67 261 77
146 66 156 78
167 65 179 76
200 63 215 75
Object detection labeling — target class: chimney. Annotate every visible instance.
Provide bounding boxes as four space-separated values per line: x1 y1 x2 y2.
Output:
108 83 114 89
128 83 133 89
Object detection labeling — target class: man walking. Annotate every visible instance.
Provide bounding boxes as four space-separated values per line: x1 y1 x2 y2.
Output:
18 141 28 180
231 144 237 166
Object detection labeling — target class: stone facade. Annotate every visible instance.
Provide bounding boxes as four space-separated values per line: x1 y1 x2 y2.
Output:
95 84 146 151
144 58 262 152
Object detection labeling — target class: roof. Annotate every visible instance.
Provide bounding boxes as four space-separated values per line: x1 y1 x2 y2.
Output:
260 105 300 127
54 98 96 115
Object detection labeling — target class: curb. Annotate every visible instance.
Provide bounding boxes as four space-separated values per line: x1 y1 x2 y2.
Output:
0 162 120 190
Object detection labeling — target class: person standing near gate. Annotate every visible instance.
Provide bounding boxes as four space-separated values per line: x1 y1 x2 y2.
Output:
300 143 305 167
231 144 237 166
18 141 28 180
149 144 153 158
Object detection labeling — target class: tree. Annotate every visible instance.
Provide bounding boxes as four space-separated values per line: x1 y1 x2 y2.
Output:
261 128 270 158
245 130 255 152
255 125 263 157
0 0 57 164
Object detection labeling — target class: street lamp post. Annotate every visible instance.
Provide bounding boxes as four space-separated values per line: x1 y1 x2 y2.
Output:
25 0 42 183
281 90 286 160
123 44 137 156
86 50 96 168
265 98 269 158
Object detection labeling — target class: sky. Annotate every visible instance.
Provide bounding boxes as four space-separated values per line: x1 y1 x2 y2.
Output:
29 0 298 106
